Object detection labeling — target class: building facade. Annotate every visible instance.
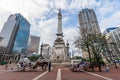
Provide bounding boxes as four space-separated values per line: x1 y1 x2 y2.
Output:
78 8 101 36
103 27 118 35
0 36 3 44
41 44 50 59
0 13 30 62
78 8 101 58
29 35 40 54
104 27 120 57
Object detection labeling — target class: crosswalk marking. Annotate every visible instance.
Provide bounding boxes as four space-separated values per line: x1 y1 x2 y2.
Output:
32 67 53 80
32 71 48 80
84 71 114 80
56 68 61 80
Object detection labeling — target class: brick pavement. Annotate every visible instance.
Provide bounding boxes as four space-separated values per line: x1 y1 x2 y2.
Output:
61 67 105 80
92 65 120 80
37 65 120 80
38 67 58 80
0 71 43 80
0 63 46 80
0 64 120 80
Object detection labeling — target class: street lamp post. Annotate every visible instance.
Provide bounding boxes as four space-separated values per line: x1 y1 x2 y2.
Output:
66 40 69 58
47 46 50 59
40 42 43 59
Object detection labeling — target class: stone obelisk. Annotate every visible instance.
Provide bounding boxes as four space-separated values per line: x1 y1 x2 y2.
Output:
51 9 67 62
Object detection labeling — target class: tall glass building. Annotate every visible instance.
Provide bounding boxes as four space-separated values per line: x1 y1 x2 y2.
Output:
12 14 30 54
0 13 30 61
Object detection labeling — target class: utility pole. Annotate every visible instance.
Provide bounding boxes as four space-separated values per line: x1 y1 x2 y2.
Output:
40 42 43 59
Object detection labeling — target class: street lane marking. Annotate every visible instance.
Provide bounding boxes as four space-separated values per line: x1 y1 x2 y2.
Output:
56 68 61 80
84 71 114 80
32 71 48 80
32 67 53 80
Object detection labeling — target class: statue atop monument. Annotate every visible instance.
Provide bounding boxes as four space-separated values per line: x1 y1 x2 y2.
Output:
57 9 63 36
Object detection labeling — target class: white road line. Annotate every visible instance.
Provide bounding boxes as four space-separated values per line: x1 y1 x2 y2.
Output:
84 71 114 80
56 68 61 80
32 67 53 80
32 71 48 80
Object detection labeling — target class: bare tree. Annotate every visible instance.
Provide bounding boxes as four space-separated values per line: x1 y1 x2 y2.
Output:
74 30 114 71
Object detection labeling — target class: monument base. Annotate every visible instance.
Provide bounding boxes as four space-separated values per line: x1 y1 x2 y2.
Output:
50 58 71 67
50 58 65 63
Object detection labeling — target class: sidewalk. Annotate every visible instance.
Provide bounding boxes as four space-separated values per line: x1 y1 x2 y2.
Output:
92 64 120 80
0 63 17 72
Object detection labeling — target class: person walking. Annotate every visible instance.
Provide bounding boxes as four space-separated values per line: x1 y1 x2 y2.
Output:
106 63 110 72
48 61 51 72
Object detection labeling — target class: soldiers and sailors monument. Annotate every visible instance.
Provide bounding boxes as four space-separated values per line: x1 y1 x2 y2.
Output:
51 9 70 63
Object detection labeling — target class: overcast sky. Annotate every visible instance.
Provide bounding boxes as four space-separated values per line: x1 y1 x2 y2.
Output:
0 0 120 52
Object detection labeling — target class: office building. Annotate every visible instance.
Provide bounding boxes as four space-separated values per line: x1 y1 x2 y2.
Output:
103 27 118 35
78 8 101 58
0 36 3 43
104 27 120 57
0 13 30 62
78 8 101 37
41 44 50 59
29 35 40 54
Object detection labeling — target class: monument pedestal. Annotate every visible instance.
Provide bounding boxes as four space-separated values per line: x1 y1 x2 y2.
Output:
51 59 71 67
